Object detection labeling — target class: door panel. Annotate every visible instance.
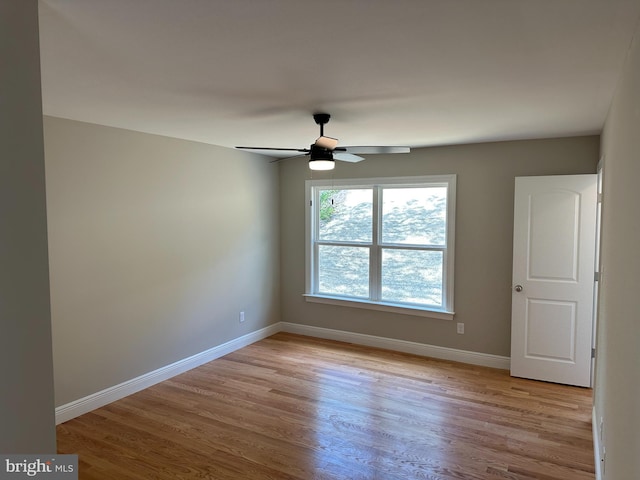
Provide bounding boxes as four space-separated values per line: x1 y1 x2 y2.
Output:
526 299 576 361
511 175 597 387
528 190 579 281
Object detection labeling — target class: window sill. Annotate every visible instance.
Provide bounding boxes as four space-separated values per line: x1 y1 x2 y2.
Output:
303 294 454 320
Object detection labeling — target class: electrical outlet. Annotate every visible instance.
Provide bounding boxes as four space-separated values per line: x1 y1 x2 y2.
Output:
239 311 245 323
457 322 464 334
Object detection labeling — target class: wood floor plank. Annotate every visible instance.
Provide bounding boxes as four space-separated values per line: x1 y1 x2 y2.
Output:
57 332 595 479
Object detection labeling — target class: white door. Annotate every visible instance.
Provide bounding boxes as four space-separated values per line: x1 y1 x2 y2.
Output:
511 175 597 387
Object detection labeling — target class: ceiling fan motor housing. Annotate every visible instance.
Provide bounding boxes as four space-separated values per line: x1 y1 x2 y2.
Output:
309 144 333 160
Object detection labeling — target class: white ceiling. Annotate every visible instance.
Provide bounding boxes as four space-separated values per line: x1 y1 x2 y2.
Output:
38 0 640 155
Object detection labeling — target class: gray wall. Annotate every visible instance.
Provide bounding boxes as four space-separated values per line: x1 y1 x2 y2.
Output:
596 20 640 479
44 117 280 406
280 137 598 357
0 0 57 452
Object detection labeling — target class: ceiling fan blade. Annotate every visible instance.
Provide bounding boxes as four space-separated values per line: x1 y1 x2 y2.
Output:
268 153 308 164
342 146 411 155
334 153 364 163
236 146 310 153
314 136 339 150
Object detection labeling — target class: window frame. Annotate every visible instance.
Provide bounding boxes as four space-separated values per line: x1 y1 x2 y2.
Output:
305 175 456 320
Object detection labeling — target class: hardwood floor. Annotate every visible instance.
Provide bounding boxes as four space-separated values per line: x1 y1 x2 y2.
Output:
57 332 595 479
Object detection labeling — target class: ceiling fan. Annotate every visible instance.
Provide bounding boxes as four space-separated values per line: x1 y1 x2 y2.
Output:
236 113 410 170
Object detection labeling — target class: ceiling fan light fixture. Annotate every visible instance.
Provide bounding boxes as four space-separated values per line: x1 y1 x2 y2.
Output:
308 159 335 171
309 144 335 170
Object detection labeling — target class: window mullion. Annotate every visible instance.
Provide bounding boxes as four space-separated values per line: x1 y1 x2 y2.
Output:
312 187 320 294
370 186 381 301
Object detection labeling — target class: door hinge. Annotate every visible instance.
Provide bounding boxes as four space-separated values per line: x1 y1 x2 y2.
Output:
594 271 600 282
592 348 596 358
597 193 603 203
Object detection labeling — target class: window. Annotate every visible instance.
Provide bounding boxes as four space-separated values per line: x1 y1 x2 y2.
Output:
305 175 456 319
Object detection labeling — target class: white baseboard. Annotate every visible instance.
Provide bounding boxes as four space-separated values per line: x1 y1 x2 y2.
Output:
279 322 511 370
56 321 510 424
55 323 280 424
593 407 603 480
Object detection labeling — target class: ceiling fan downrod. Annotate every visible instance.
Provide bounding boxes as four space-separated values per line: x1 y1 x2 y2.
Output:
313 112 331 137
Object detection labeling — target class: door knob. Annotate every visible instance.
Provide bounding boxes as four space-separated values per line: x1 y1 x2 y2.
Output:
514 285 523 292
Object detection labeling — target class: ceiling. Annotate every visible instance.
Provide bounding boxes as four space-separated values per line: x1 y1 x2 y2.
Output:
38 0 640 156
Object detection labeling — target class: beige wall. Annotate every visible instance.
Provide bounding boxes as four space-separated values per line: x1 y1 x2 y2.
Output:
280 137 598 357
44 117 280 406
0 0 56 452
596 20 640 479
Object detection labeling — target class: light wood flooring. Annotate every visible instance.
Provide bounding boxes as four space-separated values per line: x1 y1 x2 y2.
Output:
57 332 595 479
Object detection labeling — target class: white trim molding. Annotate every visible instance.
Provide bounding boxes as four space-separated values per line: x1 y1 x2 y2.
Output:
280 322 510 370
56 321 510 424
593 407 603 480
55 323 280 424
304 294 455 320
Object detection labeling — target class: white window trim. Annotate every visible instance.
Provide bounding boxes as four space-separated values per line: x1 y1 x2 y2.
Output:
304 175 456 320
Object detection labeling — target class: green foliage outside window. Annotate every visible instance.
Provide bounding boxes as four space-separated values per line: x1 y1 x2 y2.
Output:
319 190 338 222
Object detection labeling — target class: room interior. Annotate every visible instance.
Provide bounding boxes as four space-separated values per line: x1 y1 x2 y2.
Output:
2 1 640 479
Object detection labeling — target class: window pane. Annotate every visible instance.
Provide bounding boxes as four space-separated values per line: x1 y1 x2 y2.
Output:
381 249 443 306
381 187 447 245
318 245 369 298
319 189 372 242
